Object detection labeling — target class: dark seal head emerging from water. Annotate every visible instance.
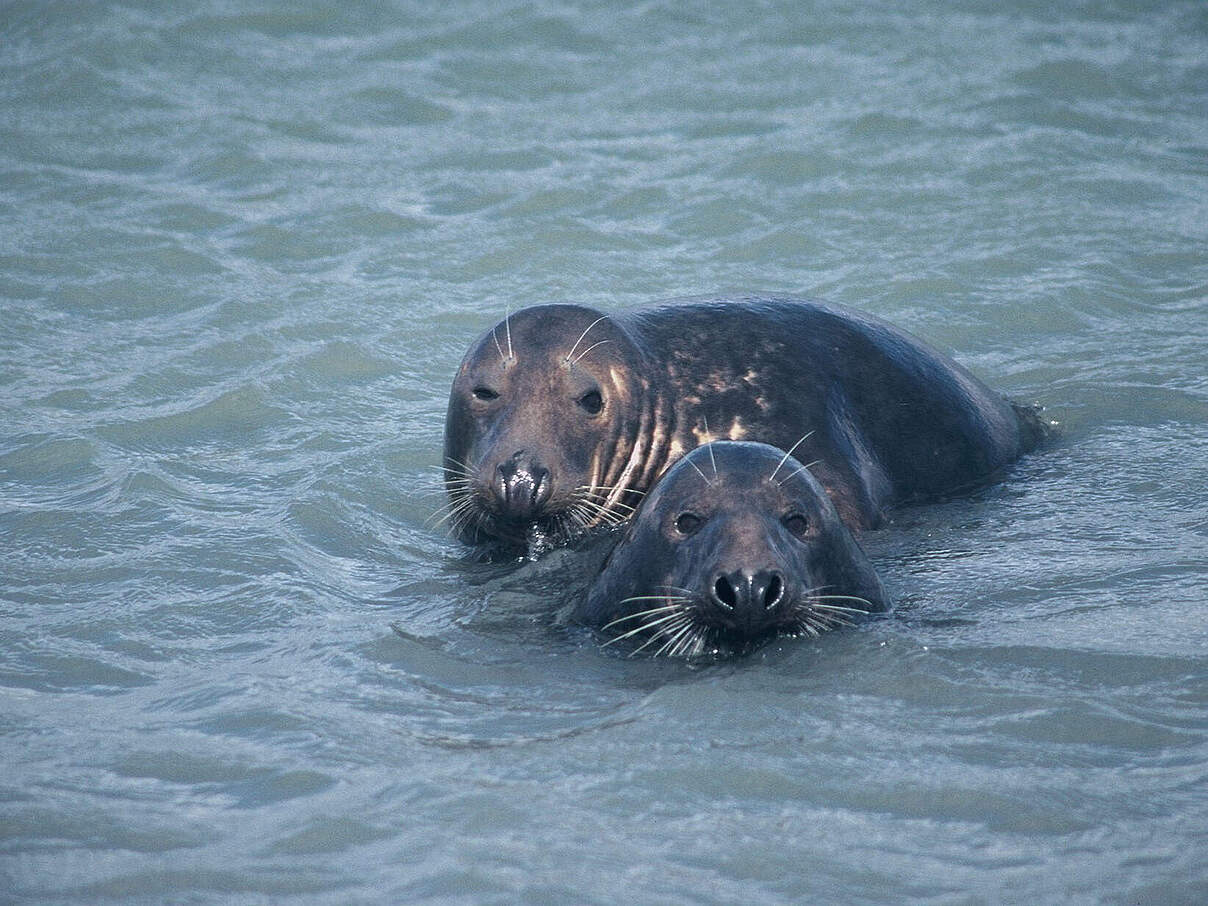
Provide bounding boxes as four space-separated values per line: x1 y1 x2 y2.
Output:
443 304 662 551
571 441 888 658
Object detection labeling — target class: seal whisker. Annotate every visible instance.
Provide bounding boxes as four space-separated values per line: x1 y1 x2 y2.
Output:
574 489 641 514
602 618 681 647
504 305 514 363
565 502 593 528
768 431 815 482
600 601 688 630
572 486 641 525
427 501 468 530
577 484 646 498
628 615 694 655
442 458 477 481
653 585 696 598
653 620 699 657
775 460 821 487
602 611 689 646
491 326 507 367
576 498 628 525
617 594 693 605
572 339 613 366
684 456 712 486
818 610 851 629
807 595 874 611
672 624 706 658
569 498 625 528
427 494 480 530
627 615 689 656
600 608 684 635
795 617 822 638
799 606 854 629
628 628 672 657
564 316 608 365
702 416 719 480
818 612 854 629
802 609 859 625
571 498 618 526
452 500 486 539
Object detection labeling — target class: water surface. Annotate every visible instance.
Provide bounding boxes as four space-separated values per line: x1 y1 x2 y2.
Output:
3 1 1207 902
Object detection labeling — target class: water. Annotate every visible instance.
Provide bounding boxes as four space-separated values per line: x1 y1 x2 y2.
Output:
2 1 1206 902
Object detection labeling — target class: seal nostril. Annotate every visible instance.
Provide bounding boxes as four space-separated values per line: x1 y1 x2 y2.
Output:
495 462 511 503
763 573 783 609
714 575 737 609
530 467 550 506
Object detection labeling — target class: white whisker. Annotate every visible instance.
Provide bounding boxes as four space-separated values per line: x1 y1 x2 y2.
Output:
564 316 608 365
776 460 820 487
504 306 514 362
572 339 612 365
768 431 814 482
491 326 507 366
685 456 711 485
702 415 718 480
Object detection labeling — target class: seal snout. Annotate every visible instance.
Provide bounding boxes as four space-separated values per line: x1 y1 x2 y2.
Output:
495 450 552 520
707 568 786 629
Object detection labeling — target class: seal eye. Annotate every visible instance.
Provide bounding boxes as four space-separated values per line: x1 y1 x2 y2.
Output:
783 513 810 537
577 389 603 415
472 386 499 402
674 512 702 536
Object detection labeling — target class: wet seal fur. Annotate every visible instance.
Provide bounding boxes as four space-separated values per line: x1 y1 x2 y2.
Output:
443 294 1044 553
570 441 888 658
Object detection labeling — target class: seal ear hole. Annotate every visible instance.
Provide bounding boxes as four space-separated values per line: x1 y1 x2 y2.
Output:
674 512 702 536
577 389 603 415
472 386 499 401
783 513 810 537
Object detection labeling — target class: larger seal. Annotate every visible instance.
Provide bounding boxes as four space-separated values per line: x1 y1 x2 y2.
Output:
443 294 1043 551
570 441 888 657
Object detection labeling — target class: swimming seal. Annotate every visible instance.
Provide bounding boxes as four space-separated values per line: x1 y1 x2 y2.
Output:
571 441 887 657
442 294 1043 551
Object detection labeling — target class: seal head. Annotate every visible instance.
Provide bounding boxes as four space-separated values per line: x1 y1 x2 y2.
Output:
574 441 888 657
443 304 659 550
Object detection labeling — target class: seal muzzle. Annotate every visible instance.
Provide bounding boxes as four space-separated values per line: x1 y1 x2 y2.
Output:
495 450 552 521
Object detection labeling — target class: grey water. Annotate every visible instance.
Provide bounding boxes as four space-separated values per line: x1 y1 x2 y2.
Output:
2 1 1206 902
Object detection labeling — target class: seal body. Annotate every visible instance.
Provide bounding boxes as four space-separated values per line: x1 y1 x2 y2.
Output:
572 441 887 657
443 294 1042 551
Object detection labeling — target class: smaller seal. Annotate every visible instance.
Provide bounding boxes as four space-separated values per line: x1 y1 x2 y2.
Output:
572 441 888 657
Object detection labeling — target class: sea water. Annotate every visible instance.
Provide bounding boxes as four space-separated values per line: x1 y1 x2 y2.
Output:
2 2 1207 902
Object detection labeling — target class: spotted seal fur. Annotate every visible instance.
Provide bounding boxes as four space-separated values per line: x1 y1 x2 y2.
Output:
442 294 1043 553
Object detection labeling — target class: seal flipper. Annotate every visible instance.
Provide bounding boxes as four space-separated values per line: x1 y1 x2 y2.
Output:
820 384 891 530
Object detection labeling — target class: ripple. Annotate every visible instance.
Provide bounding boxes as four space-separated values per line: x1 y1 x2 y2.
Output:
1013 58 1138 102
98 385 291 450
333 87 454 127
265 816 392 855
0 651 155 695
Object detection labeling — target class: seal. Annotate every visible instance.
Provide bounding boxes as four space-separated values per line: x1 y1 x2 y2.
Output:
442 294 1044 551
570 441 888 657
